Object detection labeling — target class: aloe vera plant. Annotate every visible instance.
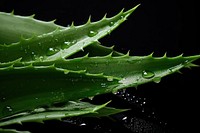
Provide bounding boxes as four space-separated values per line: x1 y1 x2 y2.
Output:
0 4 199 132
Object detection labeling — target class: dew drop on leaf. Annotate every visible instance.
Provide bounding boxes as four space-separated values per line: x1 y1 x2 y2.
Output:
153 77 161 83
47 47 59 56
64 41 71 45
88 30 98 37
107 77 113 82
109 21 114 26
39 56 44 60
142 70 155 79
62 41 71 49
101 83 107 88
72 40 77 44
3 106 13 115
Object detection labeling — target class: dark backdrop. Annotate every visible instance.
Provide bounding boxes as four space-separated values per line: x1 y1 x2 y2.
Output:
0 0 199 133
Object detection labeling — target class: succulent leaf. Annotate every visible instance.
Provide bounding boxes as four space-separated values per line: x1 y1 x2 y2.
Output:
0 5 139 63
1 53 199 119
0 101 115 127
0 4 199 132
0 128 30 133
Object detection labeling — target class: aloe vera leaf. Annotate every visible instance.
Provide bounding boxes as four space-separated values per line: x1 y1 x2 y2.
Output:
0 54 199 119
0 65 120 119
81 43 123 57
23 53 200 81
0 5 139 63
81 106 129 118
0 101 113 127
0 12 123 57
0 11 64 44
0 128 30 133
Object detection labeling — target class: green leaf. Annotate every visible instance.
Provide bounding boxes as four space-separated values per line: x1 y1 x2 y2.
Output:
0 101 124 127
0 11 123 57
0 4 199 132
0 128 30 133
0 5 139 63
0 11 63 44
1 54 199 119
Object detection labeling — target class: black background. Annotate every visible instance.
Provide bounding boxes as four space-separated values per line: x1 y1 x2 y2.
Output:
0 0 199 133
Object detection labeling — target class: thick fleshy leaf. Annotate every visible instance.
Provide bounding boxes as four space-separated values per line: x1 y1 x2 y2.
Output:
0 4 199 132
0 11 63 44
0 5 139 63
1 54 199 119
0 128 30 133
0 101 126 127
0 11 123 57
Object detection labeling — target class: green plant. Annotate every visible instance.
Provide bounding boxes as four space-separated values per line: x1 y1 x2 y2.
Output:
0 4 199 132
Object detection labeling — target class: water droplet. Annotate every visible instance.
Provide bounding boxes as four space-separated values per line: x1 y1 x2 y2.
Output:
64 41 71 45
62 40 77 49
88 30 98 37
3 106 13 115
1 97 6 102
109 21 115 26
122 116 128 121
107 77 113 82
6 106 13 112
62 41 71 49
72 40 77 44
79 123 86 126
101 83 107 88
153 77 161 83
141 109 145 113
47 47 59 56
36 56 44 61
142 70 155 79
